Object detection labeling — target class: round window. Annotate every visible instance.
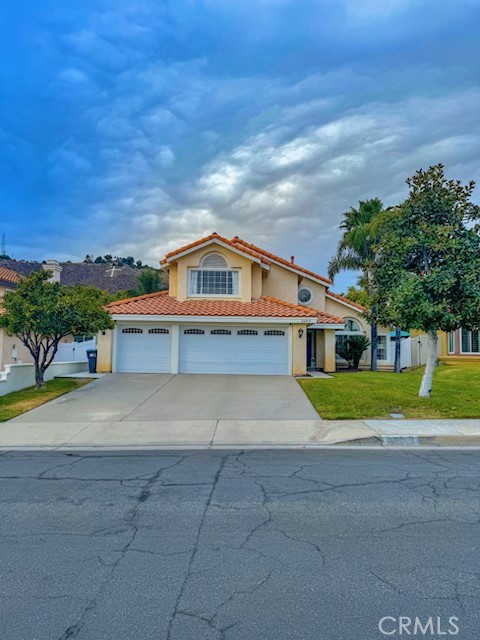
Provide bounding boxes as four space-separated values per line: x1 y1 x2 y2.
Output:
298 287 313 305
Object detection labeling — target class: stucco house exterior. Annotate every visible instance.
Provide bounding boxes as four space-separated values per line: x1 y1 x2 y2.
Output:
0 267 33 370
438 329 480 364
97 233 395 376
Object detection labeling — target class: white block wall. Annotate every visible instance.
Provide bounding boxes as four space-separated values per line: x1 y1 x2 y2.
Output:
0 361 88 396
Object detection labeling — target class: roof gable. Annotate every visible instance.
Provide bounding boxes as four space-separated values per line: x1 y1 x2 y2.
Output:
160 233 270 267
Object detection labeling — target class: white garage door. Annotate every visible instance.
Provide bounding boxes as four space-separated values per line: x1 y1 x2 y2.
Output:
179 325 289 375
116 326 171 373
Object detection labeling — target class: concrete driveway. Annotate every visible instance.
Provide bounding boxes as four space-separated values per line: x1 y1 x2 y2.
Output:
0 374 330 449
11 373 319 422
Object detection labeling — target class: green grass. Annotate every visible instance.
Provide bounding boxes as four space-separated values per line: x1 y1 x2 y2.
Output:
0 378 91 422
298 363 480 420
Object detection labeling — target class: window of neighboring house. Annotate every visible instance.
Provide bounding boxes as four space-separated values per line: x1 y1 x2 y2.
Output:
447 331 455 354
188 253 239 296
377 335 388 360
461 328 480 353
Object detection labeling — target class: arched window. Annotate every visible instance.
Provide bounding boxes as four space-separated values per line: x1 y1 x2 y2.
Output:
211 329 231 335
264 330 285 336
237 329 258 336
122 328 143 334
148 328 169 334
184 328 205 335
189 253 239 296
201 253 228 269
344 318 361 332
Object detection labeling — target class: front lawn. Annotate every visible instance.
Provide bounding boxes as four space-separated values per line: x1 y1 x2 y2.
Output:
0 378 91 422
298 363 480 420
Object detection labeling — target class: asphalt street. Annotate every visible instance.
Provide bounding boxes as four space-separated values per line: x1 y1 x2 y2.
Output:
1 450 479 639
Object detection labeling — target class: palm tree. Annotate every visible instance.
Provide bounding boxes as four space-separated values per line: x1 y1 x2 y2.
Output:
328 198 383 371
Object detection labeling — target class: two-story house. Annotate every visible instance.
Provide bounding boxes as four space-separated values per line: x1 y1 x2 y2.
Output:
97 233 376 376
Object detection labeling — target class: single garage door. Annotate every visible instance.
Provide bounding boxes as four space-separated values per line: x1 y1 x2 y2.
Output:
179 325 289 375
117 325 171 373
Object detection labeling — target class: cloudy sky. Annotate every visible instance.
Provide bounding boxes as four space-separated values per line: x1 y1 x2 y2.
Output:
1 0 479 292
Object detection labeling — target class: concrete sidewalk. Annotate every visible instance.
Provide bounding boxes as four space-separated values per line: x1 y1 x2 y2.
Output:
1 417 480 449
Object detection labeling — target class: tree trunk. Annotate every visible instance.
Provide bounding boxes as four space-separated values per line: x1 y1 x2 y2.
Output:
34 365 46 389
394 327 402 373
418 330 438 398
370 324 378 371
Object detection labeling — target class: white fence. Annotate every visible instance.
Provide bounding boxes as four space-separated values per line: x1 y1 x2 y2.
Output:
0 361 89 396
54 338 96 362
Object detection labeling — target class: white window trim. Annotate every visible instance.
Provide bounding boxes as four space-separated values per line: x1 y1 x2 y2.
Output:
298 286 313 306
376 334 389 362
447 331 455 354
188 267 240 297
460 328 480 354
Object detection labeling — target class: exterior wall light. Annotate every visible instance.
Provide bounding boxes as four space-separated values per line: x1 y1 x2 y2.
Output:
298 328 304 339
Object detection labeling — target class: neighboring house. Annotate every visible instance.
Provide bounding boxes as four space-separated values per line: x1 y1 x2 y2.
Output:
0 258 161 294
438 328 480 364
0 267 33 370
97 233 397 376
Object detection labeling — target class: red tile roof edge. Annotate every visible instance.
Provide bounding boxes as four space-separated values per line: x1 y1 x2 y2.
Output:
161 232 270 265
231 237 332 285
106 289 169 308
0 266 22 284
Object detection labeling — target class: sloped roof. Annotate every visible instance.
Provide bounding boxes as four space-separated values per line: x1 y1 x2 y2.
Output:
106 290 342 320
161 232 271 265
230 237 332 285
326 290 366 312
0 266 22 285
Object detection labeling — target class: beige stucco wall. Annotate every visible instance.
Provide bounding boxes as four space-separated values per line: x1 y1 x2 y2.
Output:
298 277 327 310
291 323 308 375
96 330 113 372
173 246 254 302
251 264 263 299
0 284 11 298
324 297 368 331
0 331 33 370
262 263 298 303
167 263 177 298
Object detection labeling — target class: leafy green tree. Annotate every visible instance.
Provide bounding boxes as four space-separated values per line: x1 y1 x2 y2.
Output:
369 164 480 397
0 270 113 388
135 269 163 295
336 335 371 370
342 286 371 309
328 198 383 370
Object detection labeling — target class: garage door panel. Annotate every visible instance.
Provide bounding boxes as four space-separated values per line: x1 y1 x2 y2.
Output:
179 326 289 375
117 326 171 373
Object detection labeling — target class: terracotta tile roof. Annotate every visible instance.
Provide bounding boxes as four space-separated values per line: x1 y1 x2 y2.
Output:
313 310 345 325
105 291 333 319
230 237 332 285
161 232 270 265
0 266 22 285
326 290 366 311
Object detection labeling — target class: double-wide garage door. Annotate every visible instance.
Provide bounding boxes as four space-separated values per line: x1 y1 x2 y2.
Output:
116 324 289 375
179 325 289 375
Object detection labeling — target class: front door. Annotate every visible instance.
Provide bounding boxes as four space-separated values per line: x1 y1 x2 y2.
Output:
307 330 314 369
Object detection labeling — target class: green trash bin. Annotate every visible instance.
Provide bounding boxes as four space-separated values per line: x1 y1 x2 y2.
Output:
86 349 97 374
